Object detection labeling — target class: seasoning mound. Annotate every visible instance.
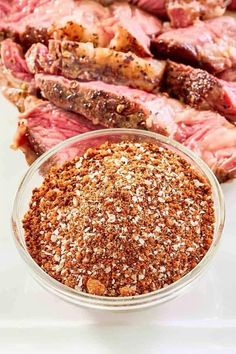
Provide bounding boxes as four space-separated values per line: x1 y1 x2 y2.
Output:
23 141 215 297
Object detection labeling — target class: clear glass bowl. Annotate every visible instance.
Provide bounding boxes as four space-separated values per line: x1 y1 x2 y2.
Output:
12 129 225 311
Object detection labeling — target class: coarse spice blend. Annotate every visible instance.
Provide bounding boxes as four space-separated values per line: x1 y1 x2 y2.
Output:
23 141 215 297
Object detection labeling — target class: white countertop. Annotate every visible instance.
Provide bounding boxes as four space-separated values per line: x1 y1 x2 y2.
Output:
1 94 236 353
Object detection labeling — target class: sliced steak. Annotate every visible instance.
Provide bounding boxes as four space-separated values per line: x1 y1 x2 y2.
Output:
49 2 162 57
99 0 228 26
0 39 35 110
0 39 33 83
166 0 229 28
35 74 151 129
152 16 236 74
109 2 161 56
145 98 236 182
165 61 236 123
0 0 161 56
0 0 109 48
168 109 236 182
0 0 52 46
13 96 104 163
35 73 236 181
26 40 166 93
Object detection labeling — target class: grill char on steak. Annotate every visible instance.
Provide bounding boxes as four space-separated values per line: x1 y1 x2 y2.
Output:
152 16 236 74
0 0 161 56
35 73 236 182
165 61 236 123
25 40 166 93
36 74 150 129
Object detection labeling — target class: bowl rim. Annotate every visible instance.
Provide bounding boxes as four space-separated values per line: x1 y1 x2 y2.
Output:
12 128 225 309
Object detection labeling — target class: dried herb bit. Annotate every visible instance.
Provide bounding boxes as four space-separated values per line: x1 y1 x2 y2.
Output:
23 142 215 297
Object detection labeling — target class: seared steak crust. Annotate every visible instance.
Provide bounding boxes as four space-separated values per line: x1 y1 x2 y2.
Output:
26 40 166 93
165 61 221 107
165 61 236 122
34 73 236 182
36 74 149 128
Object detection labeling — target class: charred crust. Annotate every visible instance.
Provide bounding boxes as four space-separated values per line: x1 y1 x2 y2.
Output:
20 27 49 51
165 61 221 108
37 78 148 129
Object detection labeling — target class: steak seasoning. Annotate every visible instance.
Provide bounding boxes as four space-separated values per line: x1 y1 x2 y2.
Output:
23 141 215 297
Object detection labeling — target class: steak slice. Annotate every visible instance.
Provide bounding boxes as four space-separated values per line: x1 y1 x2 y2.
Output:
165 61 236 123
0 39 33 83
26 40 166 93
166 0 229 28
0 0 110 48
50 2 161 57
109 2 161 56
36 73 236 181
152 16 236 74
0 0 52 46
169 110 236 182
145 98 236 182
35 74 151 129
0 39 35 111
99 0 228 26
0 0 161 56
13 96 104 164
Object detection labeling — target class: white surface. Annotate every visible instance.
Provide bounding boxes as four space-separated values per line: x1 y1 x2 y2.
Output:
0 94 236 353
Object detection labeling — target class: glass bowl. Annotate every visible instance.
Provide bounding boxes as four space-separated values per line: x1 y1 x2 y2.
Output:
12 129 225 311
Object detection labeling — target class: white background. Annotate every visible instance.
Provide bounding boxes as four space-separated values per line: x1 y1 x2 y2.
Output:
1 94 236 353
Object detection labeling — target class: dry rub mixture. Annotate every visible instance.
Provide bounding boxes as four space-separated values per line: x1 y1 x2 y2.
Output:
23 142 215 297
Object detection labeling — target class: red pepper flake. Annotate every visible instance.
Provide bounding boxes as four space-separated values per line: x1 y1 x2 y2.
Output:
23 141 215 297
